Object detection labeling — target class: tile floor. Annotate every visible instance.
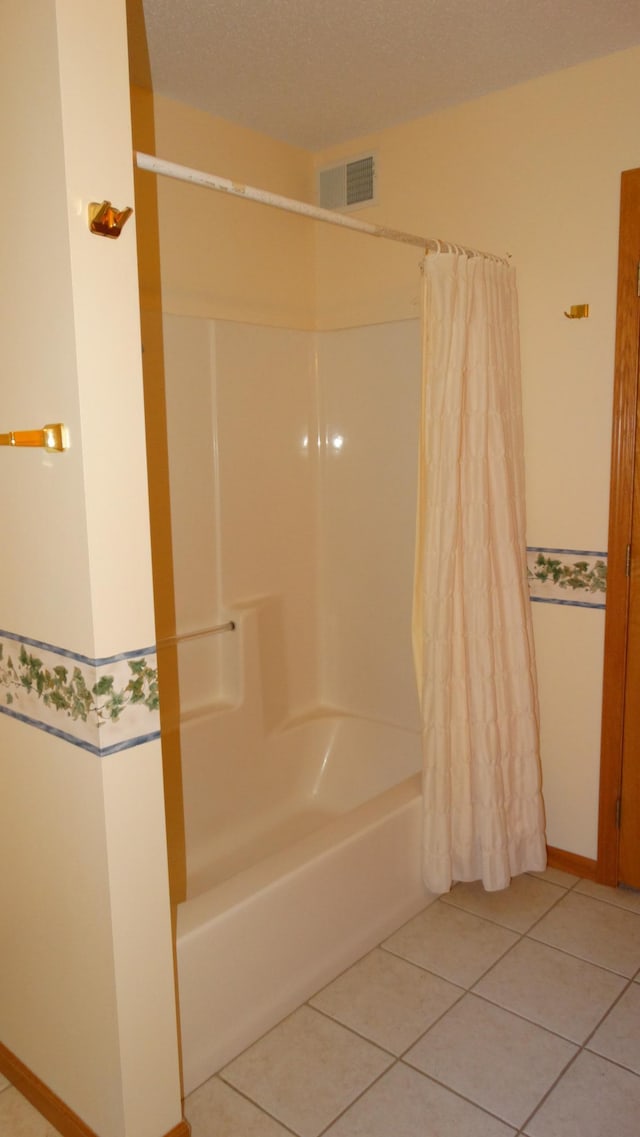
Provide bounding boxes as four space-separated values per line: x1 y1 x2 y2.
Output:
2 869 640 1136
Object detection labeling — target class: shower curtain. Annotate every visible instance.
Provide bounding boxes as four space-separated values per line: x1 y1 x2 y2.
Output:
413 250 547 894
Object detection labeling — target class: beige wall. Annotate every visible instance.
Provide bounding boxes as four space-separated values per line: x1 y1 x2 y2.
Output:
0 3 183 1136
131 87 316 327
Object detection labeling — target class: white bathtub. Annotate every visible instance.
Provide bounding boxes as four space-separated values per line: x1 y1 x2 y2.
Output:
175 712 430 1095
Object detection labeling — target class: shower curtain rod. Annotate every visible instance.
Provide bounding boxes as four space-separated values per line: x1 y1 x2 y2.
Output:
134 151 501 260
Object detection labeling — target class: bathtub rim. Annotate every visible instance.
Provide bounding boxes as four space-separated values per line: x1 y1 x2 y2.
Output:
177 771 422 934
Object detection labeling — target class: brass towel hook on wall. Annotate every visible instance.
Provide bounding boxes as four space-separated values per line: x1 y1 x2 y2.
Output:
0 424 69 452
88 201 133 238
564 304 589 319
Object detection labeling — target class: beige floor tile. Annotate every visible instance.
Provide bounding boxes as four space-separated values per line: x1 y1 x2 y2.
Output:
473 937 626 1041
528 867 578 888
575 878 640 914
323 1062 516 1137
382 900 518 987
441 874 564 932
524 1050 640 1137
587 983 640 1074
220 1005 393 1137
405 994 576 1128
529 891 640 976
184 1076 293 1136
0 1087 59 1137
309 947 462 1055
0 1077 10 1095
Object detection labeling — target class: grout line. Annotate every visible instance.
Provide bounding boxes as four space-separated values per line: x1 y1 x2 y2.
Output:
516 1044 584 1134
581 973 638 1054
468 986 586 1046
572 881 640 917
377 933 489 981
510 964 640 1134
208 1075 301 1135
322 876 640 1134
313 1060 398 1137
396 1060 525 1133
379 877 573 989
302 1001 399 1059
523 931 637 978
396 987 470 1058
197 876 640 1136
439 879 570 937
314 1055 525 1137
523 884 640 976
308 883 581 1133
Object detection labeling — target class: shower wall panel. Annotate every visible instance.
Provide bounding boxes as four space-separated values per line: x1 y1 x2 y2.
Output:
162 314 228 712
208 321 320 723
162 315 422 732
317 321 422 730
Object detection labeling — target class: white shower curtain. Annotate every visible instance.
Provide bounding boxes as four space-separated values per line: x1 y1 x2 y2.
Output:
412 251 547 894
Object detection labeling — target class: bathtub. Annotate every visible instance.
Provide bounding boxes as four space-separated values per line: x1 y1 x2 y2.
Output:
175 712 430 1095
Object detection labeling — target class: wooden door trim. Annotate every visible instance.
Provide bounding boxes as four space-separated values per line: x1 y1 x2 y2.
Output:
547 845 599 882
598 168 640 885
0 1040 191 1137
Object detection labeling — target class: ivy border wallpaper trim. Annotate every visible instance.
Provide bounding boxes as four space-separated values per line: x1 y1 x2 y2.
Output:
527 547 607 609
0 628 160 757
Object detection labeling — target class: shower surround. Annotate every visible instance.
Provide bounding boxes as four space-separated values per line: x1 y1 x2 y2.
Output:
155 314 428 1090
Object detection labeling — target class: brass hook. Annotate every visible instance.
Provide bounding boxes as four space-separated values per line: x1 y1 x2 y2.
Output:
564 304 589 319
0 424 69 451
88 201 133 239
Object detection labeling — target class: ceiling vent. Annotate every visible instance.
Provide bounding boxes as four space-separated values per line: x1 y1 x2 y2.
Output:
317 153 377 211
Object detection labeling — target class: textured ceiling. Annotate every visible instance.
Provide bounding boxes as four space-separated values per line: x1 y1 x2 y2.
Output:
127 0 640 151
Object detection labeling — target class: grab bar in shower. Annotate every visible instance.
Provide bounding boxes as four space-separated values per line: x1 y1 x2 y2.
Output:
157 621 236 647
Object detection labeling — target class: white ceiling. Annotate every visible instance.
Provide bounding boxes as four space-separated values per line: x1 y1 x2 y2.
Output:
127 0 640 152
